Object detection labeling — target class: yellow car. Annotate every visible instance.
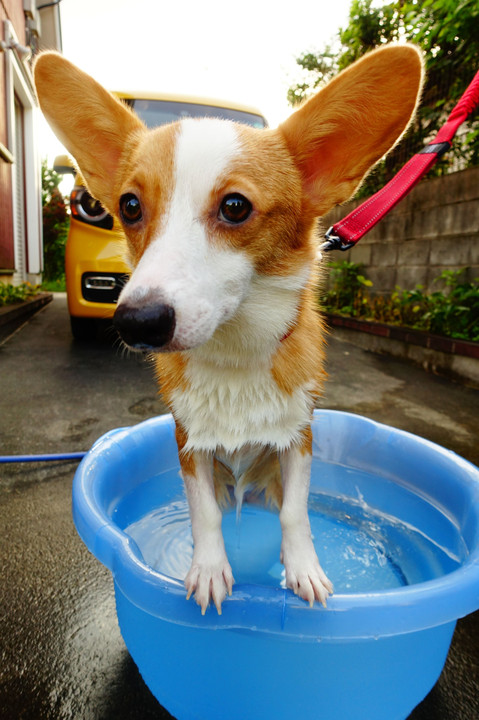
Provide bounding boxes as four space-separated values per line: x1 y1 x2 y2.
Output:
55 91 267 340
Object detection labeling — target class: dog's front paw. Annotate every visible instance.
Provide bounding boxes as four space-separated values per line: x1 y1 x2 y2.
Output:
185 554 234 615
281 535 333 608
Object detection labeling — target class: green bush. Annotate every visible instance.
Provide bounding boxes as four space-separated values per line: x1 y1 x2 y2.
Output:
42 161 69 283
321 260 372 317
41 276 66 293
321 262 479 342
0 282 40 307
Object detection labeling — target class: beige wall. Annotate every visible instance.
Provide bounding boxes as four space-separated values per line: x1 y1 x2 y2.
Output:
323 167 479 294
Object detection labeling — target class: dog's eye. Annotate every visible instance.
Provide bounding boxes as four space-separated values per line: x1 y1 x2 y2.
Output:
219 194 252 224
119 193 142 224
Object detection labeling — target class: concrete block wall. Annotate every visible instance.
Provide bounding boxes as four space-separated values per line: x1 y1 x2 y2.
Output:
322 166 479 294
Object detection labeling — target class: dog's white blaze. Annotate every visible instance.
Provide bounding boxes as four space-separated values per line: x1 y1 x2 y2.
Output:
119 118 254 349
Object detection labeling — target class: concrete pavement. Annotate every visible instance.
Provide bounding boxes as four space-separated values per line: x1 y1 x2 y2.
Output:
1 294 478 719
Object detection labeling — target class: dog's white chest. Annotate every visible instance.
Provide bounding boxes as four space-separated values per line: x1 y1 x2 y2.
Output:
170 357 312 453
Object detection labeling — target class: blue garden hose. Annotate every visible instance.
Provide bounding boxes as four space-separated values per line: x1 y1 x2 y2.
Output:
0 452 86 463
1 426 129 464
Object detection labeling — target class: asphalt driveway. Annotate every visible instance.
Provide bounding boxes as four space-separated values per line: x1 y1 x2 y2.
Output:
1 294 478 719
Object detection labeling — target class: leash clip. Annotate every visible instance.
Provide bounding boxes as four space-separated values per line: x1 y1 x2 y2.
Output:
321 227 356 252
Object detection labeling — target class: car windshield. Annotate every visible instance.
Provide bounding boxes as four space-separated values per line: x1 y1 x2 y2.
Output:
126 99 266 129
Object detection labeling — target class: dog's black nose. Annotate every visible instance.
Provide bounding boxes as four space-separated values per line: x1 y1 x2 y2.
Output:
113 301 176 350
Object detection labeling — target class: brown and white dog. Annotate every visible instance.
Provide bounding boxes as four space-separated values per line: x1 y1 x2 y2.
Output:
34 45 423 614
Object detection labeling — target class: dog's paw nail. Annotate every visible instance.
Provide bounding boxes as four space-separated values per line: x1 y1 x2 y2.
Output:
185 559 233 615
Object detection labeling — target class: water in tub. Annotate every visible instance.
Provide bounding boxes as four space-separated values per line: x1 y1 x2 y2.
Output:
122 463 465 594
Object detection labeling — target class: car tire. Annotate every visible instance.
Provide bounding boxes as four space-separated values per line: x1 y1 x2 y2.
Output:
70 316 97 341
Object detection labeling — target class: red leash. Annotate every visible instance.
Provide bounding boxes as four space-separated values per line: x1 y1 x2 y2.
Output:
322 67 479 252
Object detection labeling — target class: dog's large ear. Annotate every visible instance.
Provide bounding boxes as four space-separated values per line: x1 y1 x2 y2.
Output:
34 52 144 213
279 44 424 216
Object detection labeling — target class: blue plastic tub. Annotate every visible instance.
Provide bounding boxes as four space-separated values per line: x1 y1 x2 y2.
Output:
72 410 479 720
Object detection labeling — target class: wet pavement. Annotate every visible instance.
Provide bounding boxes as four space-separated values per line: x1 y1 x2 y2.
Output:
1 294 478 719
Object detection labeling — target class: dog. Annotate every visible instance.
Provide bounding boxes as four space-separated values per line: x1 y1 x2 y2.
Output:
34 45 423 614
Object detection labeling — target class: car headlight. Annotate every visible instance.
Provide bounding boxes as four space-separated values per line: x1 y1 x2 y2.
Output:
70 186 114 229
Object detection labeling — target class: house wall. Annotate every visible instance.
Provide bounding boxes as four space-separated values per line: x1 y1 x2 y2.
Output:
0 157 14 272
0 0 24 276
0 0 61 284
2 0 25 43
322 166 479 294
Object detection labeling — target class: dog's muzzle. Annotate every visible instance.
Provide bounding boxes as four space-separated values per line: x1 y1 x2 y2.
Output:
113 301 176 351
